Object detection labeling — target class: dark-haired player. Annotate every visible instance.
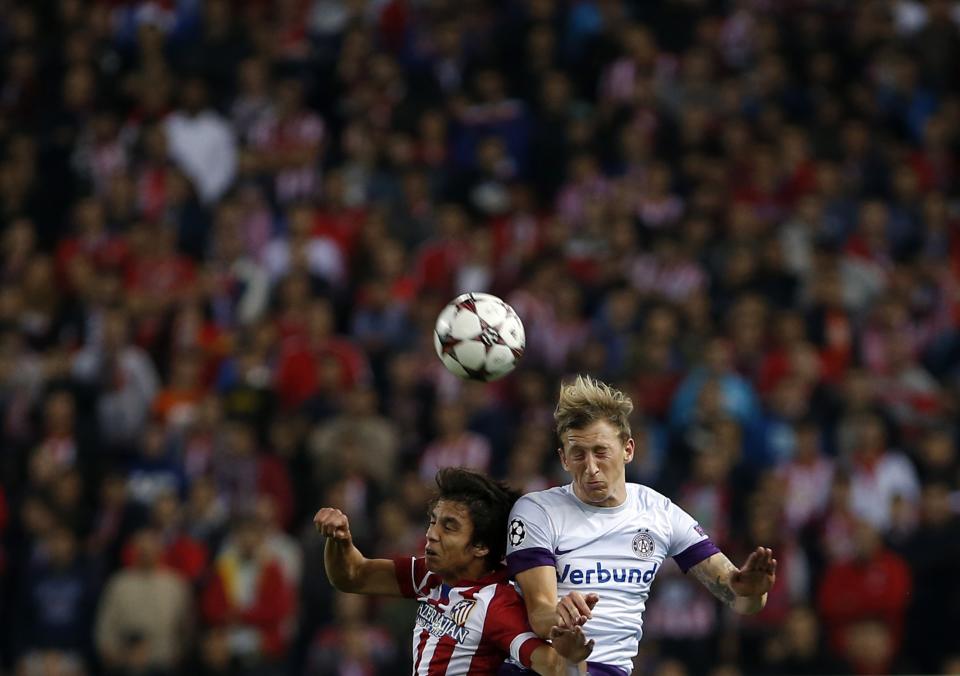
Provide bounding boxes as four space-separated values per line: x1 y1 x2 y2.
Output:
315 467 593 675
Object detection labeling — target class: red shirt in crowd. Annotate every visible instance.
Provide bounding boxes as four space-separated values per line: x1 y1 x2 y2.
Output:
817 548 912 661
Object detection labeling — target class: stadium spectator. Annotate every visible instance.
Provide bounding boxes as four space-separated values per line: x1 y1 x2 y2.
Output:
418 399 492 480
817 520 912 672
201 513 296 674
761 606 844 676
901 481 960 673
842 412 921 532
95 528 193 675
14 525 96 669
164 76 237 206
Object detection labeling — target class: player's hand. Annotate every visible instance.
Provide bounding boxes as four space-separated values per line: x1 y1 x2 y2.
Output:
729 547 777 598
556 592 599 628
549 625 594 663
313 507 352 542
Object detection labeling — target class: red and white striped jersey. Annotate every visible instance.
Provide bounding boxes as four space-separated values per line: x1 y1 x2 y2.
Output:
392 557 547 675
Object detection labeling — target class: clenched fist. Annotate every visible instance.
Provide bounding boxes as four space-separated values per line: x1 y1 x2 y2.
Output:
314 507 352 542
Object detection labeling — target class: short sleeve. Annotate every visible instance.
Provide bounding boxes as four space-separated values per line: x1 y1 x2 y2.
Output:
391 556 440 598
484 585 549 668
666 500 720 573
505 496 558 577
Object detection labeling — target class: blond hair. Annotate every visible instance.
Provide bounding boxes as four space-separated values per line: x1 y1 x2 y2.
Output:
555 375 633 442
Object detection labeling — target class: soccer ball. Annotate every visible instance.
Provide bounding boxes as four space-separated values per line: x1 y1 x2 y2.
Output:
434 292 525 381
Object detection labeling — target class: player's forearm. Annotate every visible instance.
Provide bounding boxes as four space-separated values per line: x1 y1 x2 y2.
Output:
323 538 368 591
529 606 563 638
690 553 768 614
708 570 766 614
710 568 767 615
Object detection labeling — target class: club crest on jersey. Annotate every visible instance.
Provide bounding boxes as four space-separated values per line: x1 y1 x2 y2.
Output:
632 529 655 559
450 599 476 626
509 519 526 546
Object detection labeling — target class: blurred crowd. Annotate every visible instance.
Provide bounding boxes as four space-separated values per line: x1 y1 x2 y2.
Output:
1 0 960 675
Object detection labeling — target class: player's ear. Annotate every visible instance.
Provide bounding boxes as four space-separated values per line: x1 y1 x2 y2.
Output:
557 447 568 471
623 437 635 464
473 542 489 559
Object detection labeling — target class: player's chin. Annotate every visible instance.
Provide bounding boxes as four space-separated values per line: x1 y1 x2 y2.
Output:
584 480 607 494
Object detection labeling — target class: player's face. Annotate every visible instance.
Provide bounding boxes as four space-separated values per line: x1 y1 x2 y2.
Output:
559 420 634 507
424 499 489 582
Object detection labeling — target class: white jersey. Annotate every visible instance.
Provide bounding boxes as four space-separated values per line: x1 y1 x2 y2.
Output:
505 483 718 674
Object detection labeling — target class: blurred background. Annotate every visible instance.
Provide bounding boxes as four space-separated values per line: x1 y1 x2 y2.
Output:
0 0 959 675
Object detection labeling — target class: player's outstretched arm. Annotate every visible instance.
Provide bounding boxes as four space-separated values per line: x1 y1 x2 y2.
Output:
315 507 402 596
529 626 594 676
689 547 776 615
516 566 600 635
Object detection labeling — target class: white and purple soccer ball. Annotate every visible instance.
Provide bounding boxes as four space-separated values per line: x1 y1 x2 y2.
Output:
434 292 525 381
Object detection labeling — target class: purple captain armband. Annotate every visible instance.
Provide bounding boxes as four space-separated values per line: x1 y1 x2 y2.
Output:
506 547 557 576
673 539 721 573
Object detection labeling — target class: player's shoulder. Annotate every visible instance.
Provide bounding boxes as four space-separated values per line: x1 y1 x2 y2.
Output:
486 580 528 612
512 484 571 511
492 579 523 598
628 482 675 511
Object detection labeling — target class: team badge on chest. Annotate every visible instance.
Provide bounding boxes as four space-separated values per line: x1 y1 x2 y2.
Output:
632 529 656 559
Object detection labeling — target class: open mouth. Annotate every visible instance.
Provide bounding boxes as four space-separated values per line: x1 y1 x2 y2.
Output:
425 547 437 557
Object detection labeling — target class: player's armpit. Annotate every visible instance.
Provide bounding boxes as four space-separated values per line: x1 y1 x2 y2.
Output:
515 566 562 637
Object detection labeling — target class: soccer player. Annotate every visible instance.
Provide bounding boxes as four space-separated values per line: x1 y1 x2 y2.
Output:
315 467 595 675
506 376 777 676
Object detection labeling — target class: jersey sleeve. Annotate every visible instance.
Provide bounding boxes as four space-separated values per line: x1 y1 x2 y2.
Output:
484 584 550 668
505 495 558 577
391 556 441 598
666 499 720 573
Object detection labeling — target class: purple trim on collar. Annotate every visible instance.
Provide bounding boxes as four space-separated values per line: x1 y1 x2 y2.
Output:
506 547 557 576
673 538 721 573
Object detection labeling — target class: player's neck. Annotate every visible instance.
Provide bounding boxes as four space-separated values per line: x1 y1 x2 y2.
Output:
442 561 493 586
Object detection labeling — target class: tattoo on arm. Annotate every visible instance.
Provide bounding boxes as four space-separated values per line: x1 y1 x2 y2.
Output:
690 554 737 608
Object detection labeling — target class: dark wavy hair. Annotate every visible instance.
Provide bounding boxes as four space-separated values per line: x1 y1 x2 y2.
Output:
432 468 521 568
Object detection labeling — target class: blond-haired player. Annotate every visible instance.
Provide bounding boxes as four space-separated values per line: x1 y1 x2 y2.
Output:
504 376 776 675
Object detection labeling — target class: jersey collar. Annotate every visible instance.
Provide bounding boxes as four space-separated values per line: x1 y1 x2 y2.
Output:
451 564 509 588
566 483 631 513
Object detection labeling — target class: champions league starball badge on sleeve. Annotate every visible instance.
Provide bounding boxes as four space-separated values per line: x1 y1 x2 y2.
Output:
508 519 526 547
